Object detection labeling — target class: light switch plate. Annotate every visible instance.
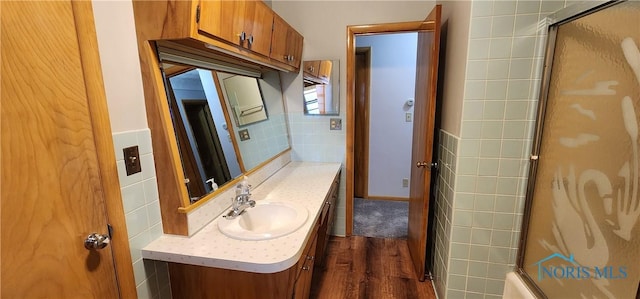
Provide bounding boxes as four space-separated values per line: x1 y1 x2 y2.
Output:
239 129 251 141
405 113 412 122
330 118 342 130
123 146 141 176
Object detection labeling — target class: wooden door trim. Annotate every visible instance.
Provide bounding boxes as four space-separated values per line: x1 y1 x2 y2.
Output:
73 1 136 297
346 20 434 236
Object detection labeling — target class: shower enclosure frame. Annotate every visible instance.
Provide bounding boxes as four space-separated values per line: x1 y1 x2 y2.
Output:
516 0 635 297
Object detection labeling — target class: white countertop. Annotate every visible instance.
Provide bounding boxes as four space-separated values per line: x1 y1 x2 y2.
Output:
141 162 342 273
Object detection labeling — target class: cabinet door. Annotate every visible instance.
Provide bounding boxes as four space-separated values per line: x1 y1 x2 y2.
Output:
198 1 272 57
286 27 303 68
269 14 289 64
244 1 273 56
293 237 317 299
199 1 248 47
270 14 303 68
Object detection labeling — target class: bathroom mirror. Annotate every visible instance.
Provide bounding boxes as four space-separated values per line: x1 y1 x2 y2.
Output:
303 59 340 115
160 60 290 203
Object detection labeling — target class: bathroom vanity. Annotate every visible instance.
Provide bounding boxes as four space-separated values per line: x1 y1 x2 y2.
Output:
142 162 341 298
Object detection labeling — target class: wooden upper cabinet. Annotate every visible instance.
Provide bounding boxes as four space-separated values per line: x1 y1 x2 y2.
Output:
133 0 303 78
198 0 274 57
270 14 303 69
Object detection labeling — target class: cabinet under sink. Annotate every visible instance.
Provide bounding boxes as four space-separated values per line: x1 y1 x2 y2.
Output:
143 163 341 299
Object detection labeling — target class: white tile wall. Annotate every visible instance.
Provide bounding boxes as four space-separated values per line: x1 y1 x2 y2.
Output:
287 113 347 235
113 129 171 299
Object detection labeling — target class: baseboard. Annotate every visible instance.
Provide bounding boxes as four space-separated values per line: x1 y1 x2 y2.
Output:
362 196 409 202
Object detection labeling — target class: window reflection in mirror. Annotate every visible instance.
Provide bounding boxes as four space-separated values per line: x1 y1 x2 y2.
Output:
303 60 340 115
161 63 290 204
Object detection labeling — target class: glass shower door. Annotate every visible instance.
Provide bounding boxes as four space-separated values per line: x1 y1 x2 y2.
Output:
518 2 640 298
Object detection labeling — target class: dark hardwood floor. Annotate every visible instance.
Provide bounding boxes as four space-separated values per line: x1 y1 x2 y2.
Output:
310 236 437 299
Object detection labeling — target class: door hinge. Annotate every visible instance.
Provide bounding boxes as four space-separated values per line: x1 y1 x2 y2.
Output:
196 5 201 23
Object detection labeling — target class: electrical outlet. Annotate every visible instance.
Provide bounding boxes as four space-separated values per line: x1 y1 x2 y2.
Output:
405 113 412 122
402 178 409 187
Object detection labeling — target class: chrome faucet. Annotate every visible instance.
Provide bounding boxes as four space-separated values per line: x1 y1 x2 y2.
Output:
223 183 255 219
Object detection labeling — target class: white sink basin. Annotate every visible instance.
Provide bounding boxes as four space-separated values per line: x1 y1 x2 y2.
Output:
218 201 308 241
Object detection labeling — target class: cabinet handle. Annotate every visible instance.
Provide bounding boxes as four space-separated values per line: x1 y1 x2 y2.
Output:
289 55 294 61
306 255 315 260
239 31 246 41
325 201 331 206
302 266 310 271
248 35 254 45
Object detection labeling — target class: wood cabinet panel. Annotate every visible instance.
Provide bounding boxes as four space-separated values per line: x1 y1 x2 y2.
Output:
315 171 340 266
134 0 303 76
169 263 295 299
198 0 273 57
270 14 303 69
245 1 273 56
198 1 246 46
294 236 317 299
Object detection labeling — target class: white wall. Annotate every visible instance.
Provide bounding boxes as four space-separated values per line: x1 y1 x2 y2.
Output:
356 33 417 198
273 0 435 235
92 0 147 133
438 1 471 137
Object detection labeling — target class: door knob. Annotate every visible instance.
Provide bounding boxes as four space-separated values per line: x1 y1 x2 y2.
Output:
84 233 110 250
416 162 438 170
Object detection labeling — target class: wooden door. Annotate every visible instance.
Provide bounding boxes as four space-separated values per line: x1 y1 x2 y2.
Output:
354 49 371 198
407 4 441 281
1 1 124 297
